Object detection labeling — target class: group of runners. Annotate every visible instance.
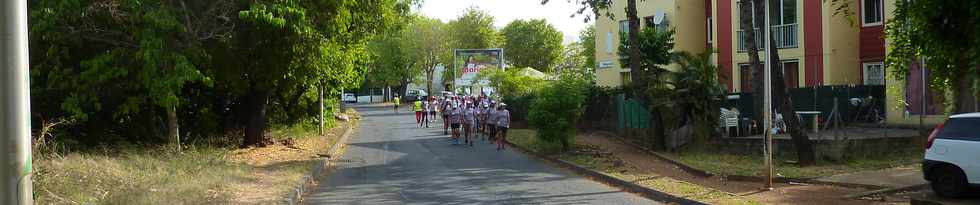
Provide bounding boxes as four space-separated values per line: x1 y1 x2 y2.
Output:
412 95 511 150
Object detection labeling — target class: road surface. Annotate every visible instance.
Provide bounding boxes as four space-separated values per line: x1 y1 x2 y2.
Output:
304 104 659 205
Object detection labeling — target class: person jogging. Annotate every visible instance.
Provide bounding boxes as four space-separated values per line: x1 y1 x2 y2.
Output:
495 103 511 150
463 102 476 146
413 97 424 124
393 95 400 113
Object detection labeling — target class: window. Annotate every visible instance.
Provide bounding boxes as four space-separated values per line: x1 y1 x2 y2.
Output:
739 64 753 92
769 0 797 25
707 17 713 44
605 32 614 54
863 62 885 85
936 118 980 141
738 1 756 30
619 20 630 34
862 0 883 26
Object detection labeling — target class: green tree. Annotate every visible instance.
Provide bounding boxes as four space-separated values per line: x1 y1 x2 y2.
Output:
366 13 418 100
448 7 502 50
404 16 451 95
501 19 564 72
29 0 229 148
578 26 597 69
558 42 587 74
672 51 726 134
617 27 674 150
222 0 405 147
528 73 591 151
885 0 979 114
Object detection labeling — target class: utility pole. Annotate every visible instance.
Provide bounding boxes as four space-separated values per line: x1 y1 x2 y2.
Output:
1 0 34 204
762 0 774 190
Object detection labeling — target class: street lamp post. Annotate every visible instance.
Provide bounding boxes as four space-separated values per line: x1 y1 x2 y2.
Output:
0 0 34 204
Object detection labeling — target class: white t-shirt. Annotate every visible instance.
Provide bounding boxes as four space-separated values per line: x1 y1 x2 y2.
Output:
496 109 510 128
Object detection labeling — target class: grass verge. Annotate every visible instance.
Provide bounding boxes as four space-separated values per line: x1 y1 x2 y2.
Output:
661 147 921 179
507 129 763 205
36 109 356 205
35 146 250 205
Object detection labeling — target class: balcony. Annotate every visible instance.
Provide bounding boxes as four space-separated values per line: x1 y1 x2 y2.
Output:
737 23 798 52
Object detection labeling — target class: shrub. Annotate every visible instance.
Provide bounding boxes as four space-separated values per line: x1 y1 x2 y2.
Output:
528 73 590 151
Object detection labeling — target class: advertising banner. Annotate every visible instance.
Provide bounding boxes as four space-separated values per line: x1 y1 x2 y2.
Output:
454 49 504 86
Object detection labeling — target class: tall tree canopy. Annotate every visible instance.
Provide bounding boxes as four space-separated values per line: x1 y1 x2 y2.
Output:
447 7 502 50
29 0 412 147
501 19 564 72
885 0 979 114
227 0 407 146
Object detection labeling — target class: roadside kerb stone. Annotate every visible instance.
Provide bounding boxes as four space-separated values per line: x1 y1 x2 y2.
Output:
504 140 709 205
598 132 889 190
282 120 358 205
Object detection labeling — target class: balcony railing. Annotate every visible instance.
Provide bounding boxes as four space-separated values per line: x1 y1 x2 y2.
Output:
737 23 798 52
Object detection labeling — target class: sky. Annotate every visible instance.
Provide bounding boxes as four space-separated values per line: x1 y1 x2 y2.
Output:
417 0 590 44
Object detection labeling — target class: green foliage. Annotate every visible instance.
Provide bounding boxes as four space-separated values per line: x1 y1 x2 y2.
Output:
31 0 207 122
618 27 675 83
671 51 727 130
528 74 591 150
579 26 598 69
403 15 451 93
447 7 502 50
29 0 410 146
473 68 546 100
885 0 979 112
501 19 565 72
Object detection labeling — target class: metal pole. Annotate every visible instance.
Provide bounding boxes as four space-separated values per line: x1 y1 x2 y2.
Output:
919 58 925 137
762 0 774 189
0 0 33 204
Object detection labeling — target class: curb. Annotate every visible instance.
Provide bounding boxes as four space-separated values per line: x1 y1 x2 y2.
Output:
598 133 889 190
504 141 708 205
841 183 928 199
282 120 358 205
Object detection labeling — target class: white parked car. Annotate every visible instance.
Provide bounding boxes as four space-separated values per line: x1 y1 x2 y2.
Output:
342 93 356 103
923 112 980 197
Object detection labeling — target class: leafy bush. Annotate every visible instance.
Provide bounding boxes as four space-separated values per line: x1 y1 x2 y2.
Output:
474 67 546 99
528 73 590 150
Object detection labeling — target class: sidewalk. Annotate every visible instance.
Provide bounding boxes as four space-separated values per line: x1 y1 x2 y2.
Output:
574 132 905 205
815 165 926 189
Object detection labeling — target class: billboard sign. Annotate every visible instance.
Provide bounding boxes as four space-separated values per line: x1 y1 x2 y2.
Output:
454 48 504 86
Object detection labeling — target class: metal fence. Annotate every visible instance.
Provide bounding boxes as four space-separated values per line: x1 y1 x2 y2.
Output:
720 85 887 126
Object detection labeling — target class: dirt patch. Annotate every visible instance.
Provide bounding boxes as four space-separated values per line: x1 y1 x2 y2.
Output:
575 132 907 205
226 121 352 204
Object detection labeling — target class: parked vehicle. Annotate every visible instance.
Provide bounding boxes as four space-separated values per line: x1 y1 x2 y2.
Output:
342 93 357 103
923 112 980 197
405 89 427 101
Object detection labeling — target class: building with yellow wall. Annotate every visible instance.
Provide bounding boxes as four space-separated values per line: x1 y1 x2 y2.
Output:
593 0 707 87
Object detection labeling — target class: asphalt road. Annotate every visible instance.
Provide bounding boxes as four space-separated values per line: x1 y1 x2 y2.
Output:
304 104 660 205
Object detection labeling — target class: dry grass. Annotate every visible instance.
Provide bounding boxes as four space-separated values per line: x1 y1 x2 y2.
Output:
507 129 764 205
662 147 921 179
35 110 357 205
